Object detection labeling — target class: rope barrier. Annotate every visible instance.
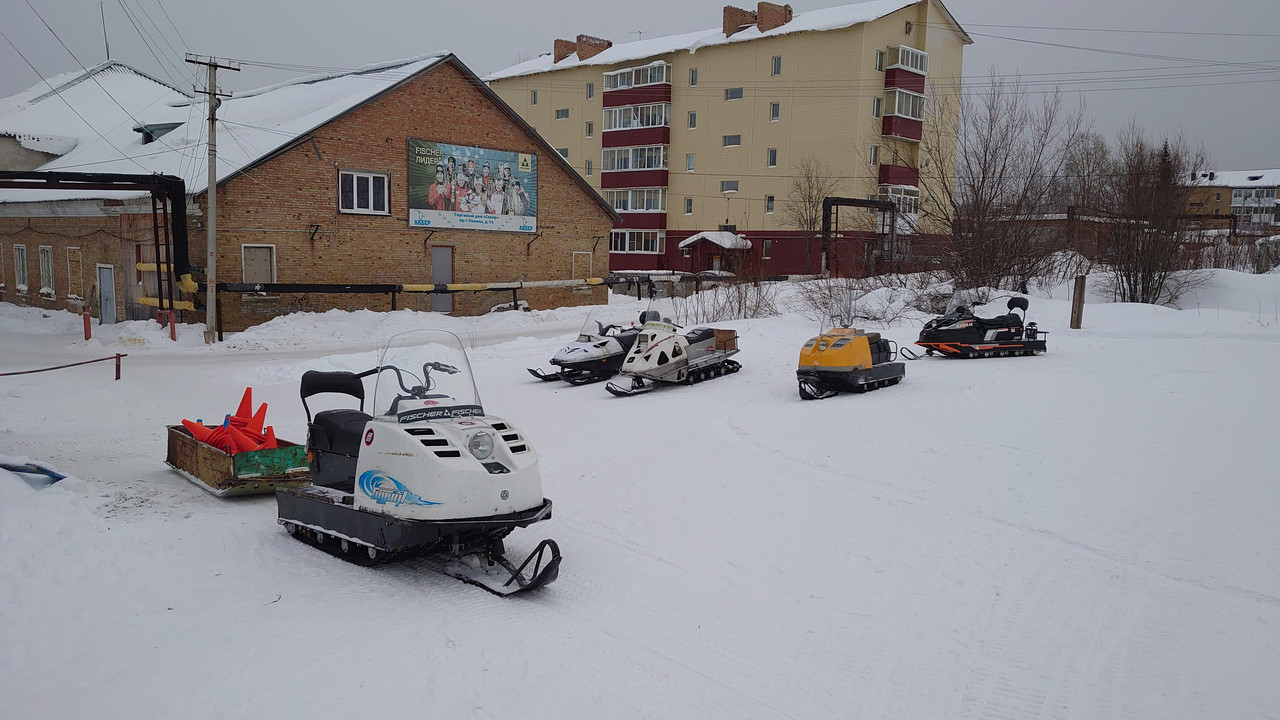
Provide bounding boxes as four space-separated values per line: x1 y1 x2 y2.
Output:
0 354 128 380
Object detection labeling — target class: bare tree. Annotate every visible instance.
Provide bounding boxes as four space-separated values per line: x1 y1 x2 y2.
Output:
916 70 1088 294
1097 125 1211 305
782 155 842 233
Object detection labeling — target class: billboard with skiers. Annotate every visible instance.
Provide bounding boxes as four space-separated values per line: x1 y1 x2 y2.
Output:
407 139 538 233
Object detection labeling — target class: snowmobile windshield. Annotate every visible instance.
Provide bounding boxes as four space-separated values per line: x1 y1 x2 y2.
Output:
370 330 483 423
574 309 632 342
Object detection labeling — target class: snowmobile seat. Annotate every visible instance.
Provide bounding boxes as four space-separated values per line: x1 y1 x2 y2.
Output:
975 312 1023 328
311 409 372 458
683 327 715 344
300 370 368 422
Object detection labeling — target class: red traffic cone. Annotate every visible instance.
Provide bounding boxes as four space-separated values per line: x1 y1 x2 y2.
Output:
261 426 278 450
225 424 259 454
234 387 253 422
182 419 216 444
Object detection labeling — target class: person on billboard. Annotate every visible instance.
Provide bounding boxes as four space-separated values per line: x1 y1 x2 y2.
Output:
428 164 450 211
508 178 531 216
480 162 494 191
445 156 458 188
487 177 506 214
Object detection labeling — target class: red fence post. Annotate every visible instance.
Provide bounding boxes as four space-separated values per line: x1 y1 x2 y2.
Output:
115 354 122 381
83 307 92 341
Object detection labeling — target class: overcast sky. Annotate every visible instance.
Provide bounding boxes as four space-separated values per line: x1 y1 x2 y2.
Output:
2 0 1276 169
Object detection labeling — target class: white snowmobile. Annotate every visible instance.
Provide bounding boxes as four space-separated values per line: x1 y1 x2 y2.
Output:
276 330 560 596
527 312 642 385
605 309 741 397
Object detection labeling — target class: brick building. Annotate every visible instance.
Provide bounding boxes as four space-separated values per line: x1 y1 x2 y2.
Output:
0 55 617 330
486 0 970 277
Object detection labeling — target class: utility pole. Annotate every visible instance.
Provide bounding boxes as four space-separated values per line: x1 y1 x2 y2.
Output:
185 53 239 343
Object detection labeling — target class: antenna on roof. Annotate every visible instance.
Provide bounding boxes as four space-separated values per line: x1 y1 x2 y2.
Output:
632 30 647 41
100 1 110 60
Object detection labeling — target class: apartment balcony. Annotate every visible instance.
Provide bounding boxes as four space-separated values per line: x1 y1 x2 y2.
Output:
603 84 671 107
878 164 919 187
602 126 671 147
881 115 922 142
600 169 669 189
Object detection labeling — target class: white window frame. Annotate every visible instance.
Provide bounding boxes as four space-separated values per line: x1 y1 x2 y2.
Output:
688 111 697 129
771 56 782 76
887 46 929 75
689 67 698 87
603 103 671 131
874 50 885 71
241 244 277 284
869 145 880 166
585 159 593 176
720 180 739 193
686 153 695 172
884 89 926 121
604 62 671 90
603 189 666 212
39 245 54 298
872 97 882 118
725 87 744 101
684 197 693 215
763 238 773 258
586 121 594 137
586 82 594 99
339 170 390 215
765 196 775 215
767 148 777 168
531 90 538 105
723 135 742 147
601 145 669 171
14 244 28 293
609 230 665 254
770 102 780 122
555 108 570 120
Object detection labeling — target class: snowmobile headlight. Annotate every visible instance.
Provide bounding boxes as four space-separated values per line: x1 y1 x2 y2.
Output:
468 432 495 460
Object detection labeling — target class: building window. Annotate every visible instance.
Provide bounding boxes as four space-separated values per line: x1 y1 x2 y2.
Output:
887 46 929 75
771 56 782 75
770 102 780 122
767 148 777 167
603 103 670 130
586 82 594 98
38 245 54 298
725 87 744 101
875 50 885 71
869 145 880 166
723 135 741 147
339 170 389 214
763 239 773 258
557 148 569 159
1216 192 1222 201
555 108 569 120
602 145 669 171
688 111 697 129
765 196 775 214
610 230 664 253
242 245 276 284
720 180 739 193
604 62 671 89
690 67 698 86
880 184 921 216
586 121 594 137
685 197 693 214
13 244 28 293
531 90 538 105
586 160 593 176
884 89 926 121
872 97 882 117
686 153 695 171
603 189 666 212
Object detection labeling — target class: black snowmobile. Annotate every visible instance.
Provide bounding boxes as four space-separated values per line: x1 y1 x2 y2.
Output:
528 313 642 385
915 296 1047 358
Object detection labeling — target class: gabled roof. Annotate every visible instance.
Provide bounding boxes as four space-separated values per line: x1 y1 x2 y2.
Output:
1193 170 1280 189
0 55 450 203
679 231 751 249
485 0 968 81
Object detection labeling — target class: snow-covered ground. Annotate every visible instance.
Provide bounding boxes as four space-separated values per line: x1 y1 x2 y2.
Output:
2 271 1278 719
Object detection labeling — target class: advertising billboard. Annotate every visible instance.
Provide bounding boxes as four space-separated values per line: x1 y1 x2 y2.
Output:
407 139 537 233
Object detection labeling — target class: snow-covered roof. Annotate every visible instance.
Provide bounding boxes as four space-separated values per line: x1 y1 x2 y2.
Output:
0 54 449 203
485 0 947 81
679 231 751 250
1192 170 1280 188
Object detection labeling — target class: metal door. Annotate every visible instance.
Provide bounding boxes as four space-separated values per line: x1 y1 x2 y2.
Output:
97 265 116 324
430 246 453 313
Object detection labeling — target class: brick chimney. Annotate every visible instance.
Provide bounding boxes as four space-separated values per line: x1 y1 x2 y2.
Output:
554 39 577 63
756 2 792 32
722 5 758 37
575 34 613 60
